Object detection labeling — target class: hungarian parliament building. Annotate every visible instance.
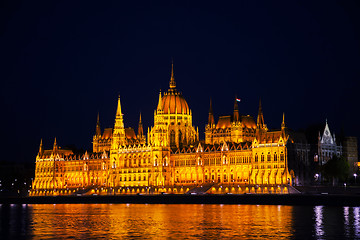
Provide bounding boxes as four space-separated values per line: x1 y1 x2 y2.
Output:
31 64 312 196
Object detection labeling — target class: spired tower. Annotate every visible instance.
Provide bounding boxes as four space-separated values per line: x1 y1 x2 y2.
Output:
149 63 198 149
111 95 126 151
146 62 199 187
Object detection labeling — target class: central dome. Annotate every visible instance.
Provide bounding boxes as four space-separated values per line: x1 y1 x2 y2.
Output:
157 62 190 115
161 89 189 114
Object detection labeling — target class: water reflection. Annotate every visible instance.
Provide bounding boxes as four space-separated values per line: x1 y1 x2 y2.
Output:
354 207 360 237
0 204 33 239
1 204 360 239
29 204 294 239
314 206 324 238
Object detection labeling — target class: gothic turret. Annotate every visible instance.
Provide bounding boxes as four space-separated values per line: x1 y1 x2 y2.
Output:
53 137 58 152
233 97 239 122
281 113 286 137
96 113 101 136
138 112 144 137
281 113 285 129
256 99 266 130
208 99 215 127
38 139 43 155
112 95 126 149
157 90 162 112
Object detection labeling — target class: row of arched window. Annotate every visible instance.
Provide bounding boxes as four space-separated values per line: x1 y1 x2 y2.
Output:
254 152 285 163
119 175 147 182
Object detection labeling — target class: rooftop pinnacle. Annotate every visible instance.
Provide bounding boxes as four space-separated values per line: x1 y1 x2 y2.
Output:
169 61 176 89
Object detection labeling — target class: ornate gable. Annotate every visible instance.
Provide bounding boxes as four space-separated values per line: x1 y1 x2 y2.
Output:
321 120 334 145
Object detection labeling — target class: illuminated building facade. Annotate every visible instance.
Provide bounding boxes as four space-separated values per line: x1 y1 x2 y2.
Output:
316 120 342 165
31 64 308 196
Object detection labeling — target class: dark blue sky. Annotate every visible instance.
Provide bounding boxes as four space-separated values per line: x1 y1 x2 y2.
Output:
1 1 359 163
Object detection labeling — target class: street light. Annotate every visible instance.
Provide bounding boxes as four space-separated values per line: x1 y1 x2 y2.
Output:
354 174 357 185
314 173 319 180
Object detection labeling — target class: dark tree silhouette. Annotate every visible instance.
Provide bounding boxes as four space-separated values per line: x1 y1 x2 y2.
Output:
323 155 349 186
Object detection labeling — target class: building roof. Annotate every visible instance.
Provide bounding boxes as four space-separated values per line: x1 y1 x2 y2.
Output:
160 89 190 114
216 116 231 128
103 128 113 139
171 141 253 154
215 115 256 129
41 149 74 158
125 127 137 139
256 131 284 144
241 115 256 129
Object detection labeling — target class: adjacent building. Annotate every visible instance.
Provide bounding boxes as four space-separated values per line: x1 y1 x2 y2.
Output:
315 120 343 166
343 136 359 177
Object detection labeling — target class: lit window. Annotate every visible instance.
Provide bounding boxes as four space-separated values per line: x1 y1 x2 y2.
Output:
280 152 285 162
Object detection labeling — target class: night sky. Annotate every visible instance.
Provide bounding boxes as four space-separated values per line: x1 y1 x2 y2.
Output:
1 1 360 163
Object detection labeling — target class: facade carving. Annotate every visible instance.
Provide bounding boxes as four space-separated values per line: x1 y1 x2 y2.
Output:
31 64 309 196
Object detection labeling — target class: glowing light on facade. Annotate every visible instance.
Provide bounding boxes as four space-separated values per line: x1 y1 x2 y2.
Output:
31 64 298 196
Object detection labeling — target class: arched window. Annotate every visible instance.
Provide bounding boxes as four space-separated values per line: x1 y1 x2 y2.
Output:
178 130 183 148
280 152 285 162
255 153 258 162
261 153 265 162
274 153 278 161
267 152 271 162
170 130 176 147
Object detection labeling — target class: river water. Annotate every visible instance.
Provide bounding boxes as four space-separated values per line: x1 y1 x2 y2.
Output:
0 204 359 239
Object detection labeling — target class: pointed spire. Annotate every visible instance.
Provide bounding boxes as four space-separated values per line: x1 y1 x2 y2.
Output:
169 60 176 89
96 112 101 136
233 96 239 122
281 112 285 128
53 137 58 151
323 119 332 137
39 139 43 154
208 98 215 126
257 98 265 129
116 95 122 117
138 112 144 137
157 90 162 110
281 112 286 135
113 95 125 132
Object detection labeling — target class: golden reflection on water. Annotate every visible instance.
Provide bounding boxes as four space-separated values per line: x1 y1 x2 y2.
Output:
29 204 294 239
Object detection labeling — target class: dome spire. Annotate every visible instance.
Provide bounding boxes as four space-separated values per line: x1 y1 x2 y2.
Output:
169 60 176 89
